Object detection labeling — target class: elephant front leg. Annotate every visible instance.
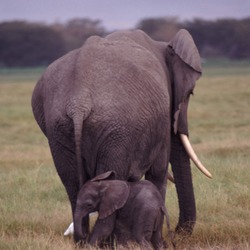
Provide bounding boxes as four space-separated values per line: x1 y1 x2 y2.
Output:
88 213 116 247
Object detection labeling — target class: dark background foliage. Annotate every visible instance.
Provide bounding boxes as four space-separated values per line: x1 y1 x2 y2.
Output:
0 17 250 67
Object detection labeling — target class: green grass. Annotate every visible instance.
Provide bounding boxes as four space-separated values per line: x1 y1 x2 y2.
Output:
0 67 45 84
0 59 250 249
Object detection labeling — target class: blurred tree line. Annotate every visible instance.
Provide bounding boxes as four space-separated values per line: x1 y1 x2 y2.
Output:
0 17 250 67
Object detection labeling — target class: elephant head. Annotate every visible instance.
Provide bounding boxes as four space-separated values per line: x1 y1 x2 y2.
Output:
167 29 201 136
74 171 130 242
166 29 212 234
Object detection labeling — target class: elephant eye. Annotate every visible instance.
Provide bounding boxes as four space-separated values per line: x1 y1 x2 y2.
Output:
84 200 93 209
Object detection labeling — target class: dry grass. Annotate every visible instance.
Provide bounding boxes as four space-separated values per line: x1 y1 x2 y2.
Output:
0 61 250 249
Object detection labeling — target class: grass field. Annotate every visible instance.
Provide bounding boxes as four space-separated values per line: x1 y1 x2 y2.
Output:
0 60 250 249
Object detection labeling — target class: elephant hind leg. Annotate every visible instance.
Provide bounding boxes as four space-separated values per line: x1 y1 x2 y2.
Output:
151 215 164 250
132 213 155 249
48 138 79 213
48 138 90 241
145 148 169 199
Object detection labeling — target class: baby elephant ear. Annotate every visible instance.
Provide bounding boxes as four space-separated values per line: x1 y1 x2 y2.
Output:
99 180 130 220
91 171 116 182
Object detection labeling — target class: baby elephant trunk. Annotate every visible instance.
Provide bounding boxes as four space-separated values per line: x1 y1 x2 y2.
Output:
73 211 89 244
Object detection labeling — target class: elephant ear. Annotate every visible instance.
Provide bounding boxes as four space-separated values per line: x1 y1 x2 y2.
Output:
168 29 202 135
91 171 116 182
169 29 202 73
98 180 130 220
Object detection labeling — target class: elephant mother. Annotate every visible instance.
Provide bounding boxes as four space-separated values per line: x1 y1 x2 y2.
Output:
32 29 211 241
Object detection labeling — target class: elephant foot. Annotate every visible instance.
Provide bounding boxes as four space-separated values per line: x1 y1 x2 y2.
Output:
74 234 89 247
175 221 194 236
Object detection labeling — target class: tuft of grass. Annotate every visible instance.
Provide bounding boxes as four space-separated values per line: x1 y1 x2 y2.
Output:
0 61 250 249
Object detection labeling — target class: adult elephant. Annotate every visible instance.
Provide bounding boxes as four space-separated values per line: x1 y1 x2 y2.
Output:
32 29 211 241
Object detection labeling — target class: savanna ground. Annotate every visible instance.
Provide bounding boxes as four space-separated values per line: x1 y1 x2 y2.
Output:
0 60 249 249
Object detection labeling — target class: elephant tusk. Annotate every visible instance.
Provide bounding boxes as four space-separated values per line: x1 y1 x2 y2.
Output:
167 171 175 183
180 134 212 179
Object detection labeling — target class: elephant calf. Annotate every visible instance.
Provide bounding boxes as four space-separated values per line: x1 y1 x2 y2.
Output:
74 171 172 249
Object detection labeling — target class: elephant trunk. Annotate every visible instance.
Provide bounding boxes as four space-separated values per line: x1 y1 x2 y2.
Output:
170 132 196 235
73 210 89 244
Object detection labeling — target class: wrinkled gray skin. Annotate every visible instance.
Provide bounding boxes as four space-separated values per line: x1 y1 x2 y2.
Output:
32 29 202 241
74 171 171 249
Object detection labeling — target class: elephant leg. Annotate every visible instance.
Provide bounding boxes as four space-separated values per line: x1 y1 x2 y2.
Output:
132 210 156 250
151 232 164 250
48 138 89 240
89 213 116 247
48 138 79 212
133 233 152 250
151 215 164 250
145 148 169 199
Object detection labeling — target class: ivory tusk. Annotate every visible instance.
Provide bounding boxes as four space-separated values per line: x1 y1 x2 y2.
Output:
180 134 212 179
167 171 175 183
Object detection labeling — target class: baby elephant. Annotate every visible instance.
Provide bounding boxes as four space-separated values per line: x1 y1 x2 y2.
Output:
74 171 172 249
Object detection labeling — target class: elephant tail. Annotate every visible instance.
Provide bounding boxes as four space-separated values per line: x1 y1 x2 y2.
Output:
161 206 176 249
67 90 92 189
73 116 85 188
71 111 91 189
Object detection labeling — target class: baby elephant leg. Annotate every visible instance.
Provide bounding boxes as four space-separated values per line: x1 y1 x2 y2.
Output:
88 213 116 247
151 225 165 250
151 212 165 250
133 212 162 249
